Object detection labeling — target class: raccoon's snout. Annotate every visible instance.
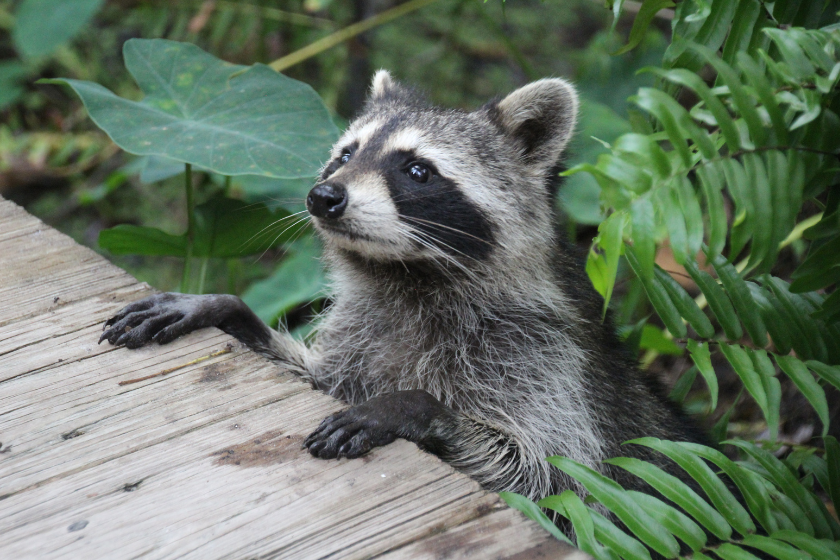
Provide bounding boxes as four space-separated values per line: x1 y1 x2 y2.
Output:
307 183 348 219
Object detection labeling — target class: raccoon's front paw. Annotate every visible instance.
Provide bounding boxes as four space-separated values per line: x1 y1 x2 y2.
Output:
303 402 398 460
303 390 451 460
99 293 214 349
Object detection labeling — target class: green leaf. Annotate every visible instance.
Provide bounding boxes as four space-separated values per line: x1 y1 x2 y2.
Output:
765 29 816 81
627 491 707 551
681 442 779 534
588 510 653 560
546 456 681 558
193 197 298 258
630 198 656 281
499 492 574 545
668 365 697 403
776 356 830 437
684 261 742 341
711 388 742 445
640 325 683 355
45 39 339 179
697 162 727 259
649 67 741 150
654 266 715 338
768 488 815 536
241 238 325 325
727 441 839 540
686 340 718 412
720 0 761 67
631 89 695 165
762 276 827 362
750 348 781 442
791 236 840 292
710 255 767 346
614 0 677 55
719 344 776 438
765 151 795 257
676 176 704 260
658 188 689 264
99 197 297 259
691 44 766 147
739 534 811 560
626 250 687 339
98 224 186 257
714 543 763 560
628 437 755 536
557 490 614 560
770 530 840 560
13 0 104 60
604 456 726 541
741 154 773 274
665 0 738 72
825 436 840 515
587 212 627 316
720 158 754 258
738 52 789 144
806 360 840 393
813 289 840 324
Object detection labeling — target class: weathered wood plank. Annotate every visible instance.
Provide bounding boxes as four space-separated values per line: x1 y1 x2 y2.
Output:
0 196 583 559
375 509 587 560
0 201 136 326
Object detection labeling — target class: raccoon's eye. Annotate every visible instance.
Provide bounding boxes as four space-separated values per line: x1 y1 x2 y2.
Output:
339 148 352 165
407 162 430 183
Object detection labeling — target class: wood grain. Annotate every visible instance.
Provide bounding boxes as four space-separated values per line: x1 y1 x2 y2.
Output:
0 196 585 559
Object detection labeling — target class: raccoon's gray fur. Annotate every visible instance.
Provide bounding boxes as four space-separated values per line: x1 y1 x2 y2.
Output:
101 71 706 514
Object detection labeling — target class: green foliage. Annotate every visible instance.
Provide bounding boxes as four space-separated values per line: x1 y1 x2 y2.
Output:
242 236 326 326
504 1 840 557
51 38 335 305
13 0 104 60
45 39 339 179
98 196 300 259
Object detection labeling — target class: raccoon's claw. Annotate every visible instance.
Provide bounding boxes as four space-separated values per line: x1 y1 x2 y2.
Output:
303 407 397 460
100 293 206 349
304 390 450 460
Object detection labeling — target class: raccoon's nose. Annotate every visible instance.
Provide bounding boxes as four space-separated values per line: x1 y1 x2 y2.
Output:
307 183 348 219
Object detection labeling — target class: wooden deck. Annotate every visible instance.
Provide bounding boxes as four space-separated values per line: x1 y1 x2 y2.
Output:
0 197 583 559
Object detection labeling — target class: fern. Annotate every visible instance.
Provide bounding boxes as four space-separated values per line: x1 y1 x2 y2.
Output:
504 1 840 558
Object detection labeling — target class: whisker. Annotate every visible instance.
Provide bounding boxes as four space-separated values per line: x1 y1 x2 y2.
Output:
238 209 311 252
254 216 312 263
396 223 481 283
400 215 493 247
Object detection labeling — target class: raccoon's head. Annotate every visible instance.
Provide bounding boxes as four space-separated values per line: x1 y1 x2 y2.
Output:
306 70 578 277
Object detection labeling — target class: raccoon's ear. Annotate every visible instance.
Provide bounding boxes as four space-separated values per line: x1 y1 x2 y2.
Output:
370 69 397 99
491 78 579 169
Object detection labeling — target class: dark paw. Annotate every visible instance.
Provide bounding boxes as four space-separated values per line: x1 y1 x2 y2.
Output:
99 293 209 349
303 407 397 460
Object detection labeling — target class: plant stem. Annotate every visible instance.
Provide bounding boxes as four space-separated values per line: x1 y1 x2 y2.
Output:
213 0 335 29
180 163 195 293
197 258 209 295
268 0 441 72
227 259 239 294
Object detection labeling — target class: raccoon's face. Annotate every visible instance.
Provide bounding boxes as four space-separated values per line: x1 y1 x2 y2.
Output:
306 71 578 269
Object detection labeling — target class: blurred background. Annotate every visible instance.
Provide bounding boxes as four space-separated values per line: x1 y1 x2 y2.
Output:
0 0 664 313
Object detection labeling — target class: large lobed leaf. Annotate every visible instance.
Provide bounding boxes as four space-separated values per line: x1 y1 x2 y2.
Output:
45 39 339 179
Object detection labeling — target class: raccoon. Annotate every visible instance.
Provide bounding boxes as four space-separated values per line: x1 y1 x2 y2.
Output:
101 71 707 512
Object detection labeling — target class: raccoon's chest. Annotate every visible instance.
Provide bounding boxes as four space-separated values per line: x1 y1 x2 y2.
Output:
316 301 483 403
